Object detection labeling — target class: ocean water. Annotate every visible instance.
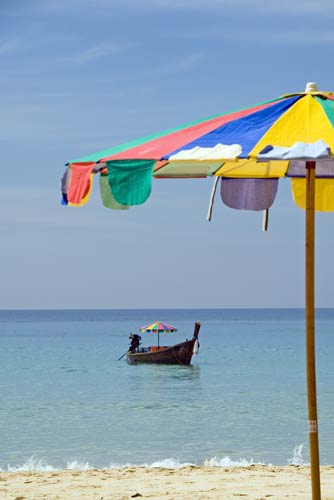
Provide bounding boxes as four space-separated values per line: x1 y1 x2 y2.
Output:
0 308 334 471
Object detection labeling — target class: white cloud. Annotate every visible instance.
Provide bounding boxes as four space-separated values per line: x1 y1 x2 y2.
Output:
133 53 202 79
60 43 128 65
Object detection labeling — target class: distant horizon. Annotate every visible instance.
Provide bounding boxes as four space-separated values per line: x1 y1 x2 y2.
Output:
1 306 333 311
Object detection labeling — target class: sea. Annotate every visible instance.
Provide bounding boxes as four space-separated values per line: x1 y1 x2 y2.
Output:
0 308 334 472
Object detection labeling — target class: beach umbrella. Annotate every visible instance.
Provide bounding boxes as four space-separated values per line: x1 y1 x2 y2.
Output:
140 321 177 347
61 81 334 500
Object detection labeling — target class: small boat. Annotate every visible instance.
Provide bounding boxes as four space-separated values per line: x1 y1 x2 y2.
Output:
127 322 201 365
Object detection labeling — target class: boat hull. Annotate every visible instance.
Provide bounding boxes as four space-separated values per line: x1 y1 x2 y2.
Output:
127 339 196 365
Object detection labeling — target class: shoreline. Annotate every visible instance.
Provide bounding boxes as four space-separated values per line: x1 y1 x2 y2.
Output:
1 465 334 500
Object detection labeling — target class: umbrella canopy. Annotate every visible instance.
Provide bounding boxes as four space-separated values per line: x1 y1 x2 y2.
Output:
61 81 334 216
61 82 332 500
140 321 177 333
139 321 177 348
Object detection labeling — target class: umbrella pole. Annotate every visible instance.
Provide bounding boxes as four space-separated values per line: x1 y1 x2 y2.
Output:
305 160 321 500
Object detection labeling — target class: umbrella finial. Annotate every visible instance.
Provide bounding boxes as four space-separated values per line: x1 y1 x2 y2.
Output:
305 82 318 93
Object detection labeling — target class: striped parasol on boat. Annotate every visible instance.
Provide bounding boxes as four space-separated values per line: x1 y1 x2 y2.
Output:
140 321 177 333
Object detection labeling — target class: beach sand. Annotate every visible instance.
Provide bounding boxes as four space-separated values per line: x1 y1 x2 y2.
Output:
1 465 334 500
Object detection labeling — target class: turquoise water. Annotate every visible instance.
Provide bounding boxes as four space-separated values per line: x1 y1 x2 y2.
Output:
0 308 334 470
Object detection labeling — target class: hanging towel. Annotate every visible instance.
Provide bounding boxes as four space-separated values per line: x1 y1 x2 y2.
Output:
106 159 155 206
67 163 94 206
287 158 334 178
220 177 278 211
291 178 334 212
99 175 129 210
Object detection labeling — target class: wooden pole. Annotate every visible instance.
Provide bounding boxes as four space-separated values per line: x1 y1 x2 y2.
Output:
305 160 321 500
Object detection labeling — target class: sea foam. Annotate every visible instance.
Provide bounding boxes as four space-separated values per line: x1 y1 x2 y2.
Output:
204 456 267 467
0 456 270 472
288 444 309 466
0 445 312 472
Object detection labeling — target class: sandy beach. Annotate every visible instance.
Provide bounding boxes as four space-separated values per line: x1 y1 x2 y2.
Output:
1 465 334 500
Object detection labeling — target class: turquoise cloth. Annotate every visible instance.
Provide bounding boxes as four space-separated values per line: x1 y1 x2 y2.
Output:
99 175 129 210
106 160 155 205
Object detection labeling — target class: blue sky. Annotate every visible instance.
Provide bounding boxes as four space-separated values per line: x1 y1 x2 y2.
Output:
2 0 334 309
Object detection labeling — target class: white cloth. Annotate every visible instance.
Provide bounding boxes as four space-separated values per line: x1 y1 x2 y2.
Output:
257 140 331 161
169 143 242 160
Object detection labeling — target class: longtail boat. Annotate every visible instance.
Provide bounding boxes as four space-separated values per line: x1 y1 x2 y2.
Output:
127 322 201 365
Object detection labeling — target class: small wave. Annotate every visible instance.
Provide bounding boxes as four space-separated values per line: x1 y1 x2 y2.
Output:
6 457 57 472
0 447 313 472
204 456 267 467
144 458 195 468
2 457 95 473
1 456 252 472
288 444 309 466
66 461 94 470
106 459 196 469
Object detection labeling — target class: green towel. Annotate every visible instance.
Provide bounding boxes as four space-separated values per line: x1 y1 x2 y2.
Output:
99 175 129 210
106 159 155 206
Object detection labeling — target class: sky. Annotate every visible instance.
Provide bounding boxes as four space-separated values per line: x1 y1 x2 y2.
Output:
2 0 334 309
